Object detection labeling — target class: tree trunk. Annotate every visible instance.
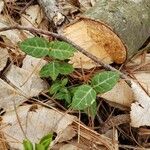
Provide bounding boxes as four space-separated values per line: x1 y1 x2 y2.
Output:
38 0 150 69
63 0 150 69
37 0 65 26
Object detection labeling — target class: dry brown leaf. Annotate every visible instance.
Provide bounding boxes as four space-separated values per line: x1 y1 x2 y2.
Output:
0 64 48 111
134 72 150 95
100 80 133 107
0 15 22 45
21 5 43 28
126 53 150 71
58 0 79 16
0 78 26 111
56 126 76 143
22 55 47 75
0 0 4 13
0 105 76 149
104 129 118 150
5 65 48 98
59 144 82 150
130 80 150 127
0 47 8 71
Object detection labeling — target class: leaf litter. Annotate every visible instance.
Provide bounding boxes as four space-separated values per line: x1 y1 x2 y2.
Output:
0 0 150 150
0 104 76 149
0 42 48 111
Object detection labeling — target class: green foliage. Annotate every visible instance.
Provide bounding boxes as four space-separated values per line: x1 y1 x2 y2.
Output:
39 133 53 150
58 62 74 75
55 87 71 104
23 139 33 150
49 81 62 95
71 71 119 111
71 85 96 110
19 37 50 58
84 101 97 118
40 62 74 81
23 133 53 150
49 41 76 60
91 71 120 94
40 61 60 80
49 78 71 103
35 144 45 150
19 37 120 118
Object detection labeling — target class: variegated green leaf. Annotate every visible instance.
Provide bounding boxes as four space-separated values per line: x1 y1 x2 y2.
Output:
19 37 50 58
71 85 96 110
49 41 75 60
59 63 74 75
91 71 120 94
40 61 60 81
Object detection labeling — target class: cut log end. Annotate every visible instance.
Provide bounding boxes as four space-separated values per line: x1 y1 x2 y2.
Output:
63 18 127 69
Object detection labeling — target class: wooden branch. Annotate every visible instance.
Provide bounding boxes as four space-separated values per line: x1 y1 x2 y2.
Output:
99 114 130 134
0 25 130 82
37 0 65 26
62 0 150 68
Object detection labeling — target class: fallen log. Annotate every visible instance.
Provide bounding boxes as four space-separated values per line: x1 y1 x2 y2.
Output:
38 0 150 69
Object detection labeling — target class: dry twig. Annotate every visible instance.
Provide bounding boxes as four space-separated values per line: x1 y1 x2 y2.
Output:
0 25 130 83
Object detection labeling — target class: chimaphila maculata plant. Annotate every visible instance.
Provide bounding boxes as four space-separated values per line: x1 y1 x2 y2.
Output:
19 37 120 118
23 133 53 150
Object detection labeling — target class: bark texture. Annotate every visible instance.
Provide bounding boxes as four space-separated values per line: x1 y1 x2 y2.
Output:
37 0 65 26
38 0 150 68
84 0 150 59
63 0 150 68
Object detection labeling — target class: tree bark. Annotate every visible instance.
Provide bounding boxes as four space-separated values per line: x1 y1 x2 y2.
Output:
38 0 150 69
63 0 150 68
37 0 65 26
84 0 150 60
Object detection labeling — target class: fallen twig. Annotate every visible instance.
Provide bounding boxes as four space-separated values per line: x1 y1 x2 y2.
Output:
0 25 130 83
99 114 130 134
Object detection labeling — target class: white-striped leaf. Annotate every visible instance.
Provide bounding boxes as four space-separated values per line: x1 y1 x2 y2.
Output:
40 61 60 81
49 41 76 60
71 85 96 110
91 71 120 94
19 37 50 58
58 63 74 75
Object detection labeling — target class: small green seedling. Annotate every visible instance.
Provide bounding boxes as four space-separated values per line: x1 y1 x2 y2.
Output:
23 133 53 150
19 37 120 118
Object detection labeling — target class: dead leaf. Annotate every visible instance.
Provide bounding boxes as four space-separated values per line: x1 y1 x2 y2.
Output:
21 5 43 27
58 0 79 17
0 78 26 110
0 15 22 45
104 129 118 150
100 80 133 107
5 65 48 98
0 105 76 149
22 55 47 75
0 64 48 111
60 144 82 150
56 126 76 143
0 0 4 13
134 72 150 95
130 80 150 127
0 47 8 71
126 53 150 71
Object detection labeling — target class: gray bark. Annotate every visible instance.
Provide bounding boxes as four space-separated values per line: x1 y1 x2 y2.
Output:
37 0 65 26
84 0 150 58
